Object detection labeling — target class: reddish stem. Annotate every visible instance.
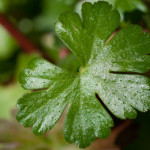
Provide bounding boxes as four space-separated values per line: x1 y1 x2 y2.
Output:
0 12 40 54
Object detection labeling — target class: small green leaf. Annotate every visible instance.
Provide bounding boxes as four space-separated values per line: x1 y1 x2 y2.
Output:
55 2 120 65
75 0 147 21
17 1 150 148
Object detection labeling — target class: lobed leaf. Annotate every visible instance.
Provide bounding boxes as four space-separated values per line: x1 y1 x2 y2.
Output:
17 1 150 148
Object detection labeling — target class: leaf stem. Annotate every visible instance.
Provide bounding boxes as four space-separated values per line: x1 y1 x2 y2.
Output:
0 12 40 54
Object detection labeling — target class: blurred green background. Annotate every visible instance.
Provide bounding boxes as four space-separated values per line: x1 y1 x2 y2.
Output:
0 0 150 150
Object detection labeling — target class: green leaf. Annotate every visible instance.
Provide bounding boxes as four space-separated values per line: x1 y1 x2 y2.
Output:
75 0 147 21
56 2 120 65
0 53 38 119
58 53 80 72
17 1 150 148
